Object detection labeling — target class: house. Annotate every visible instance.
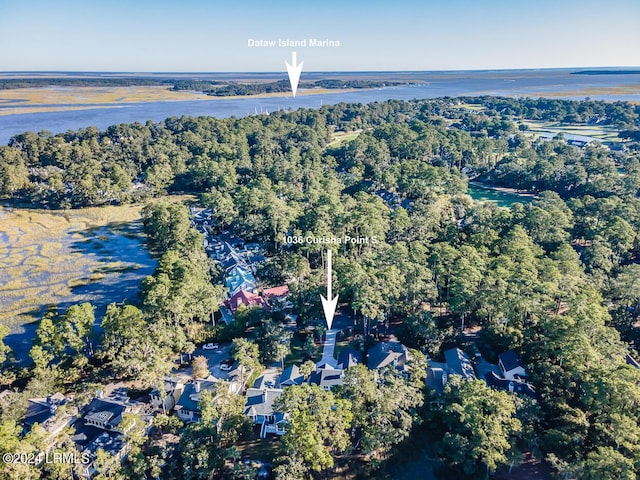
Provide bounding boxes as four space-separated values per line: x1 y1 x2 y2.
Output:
23 392 76 437
367 341 410 371
149 377 184 413
225 290 268 315
498 350 527 380
444 348 476 380
484 371 536 398
174 380 216 423
79 431 130 479
82 395 143 434
426 366 447 394
263 285 289 299
224 266 258 296
244 388 285 438
308 367 344 391
337 348 361 370
279 365 304 387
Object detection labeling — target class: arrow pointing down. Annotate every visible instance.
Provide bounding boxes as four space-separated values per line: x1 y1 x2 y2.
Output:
320 249 339 329
285 51 303 97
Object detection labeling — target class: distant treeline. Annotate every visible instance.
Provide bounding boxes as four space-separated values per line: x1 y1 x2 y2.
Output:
0 77 406 94
0 78 170 89
172 79 408 96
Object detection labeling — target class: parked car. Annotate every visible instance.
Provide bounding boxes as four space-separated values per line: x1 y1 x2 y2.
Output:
220 359 234 371
202 343 219 350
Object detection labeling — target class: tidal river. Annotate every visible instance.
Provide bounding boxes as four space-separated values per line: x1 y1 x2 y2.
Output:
1 69 639 144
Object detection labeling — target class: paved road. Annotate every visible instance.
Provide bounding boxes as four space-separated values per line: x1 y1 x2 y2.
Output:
318 329 338 368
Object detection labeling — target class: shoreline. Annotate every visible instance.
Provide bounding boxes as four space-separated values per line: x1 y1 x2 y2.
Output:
0 85 363 116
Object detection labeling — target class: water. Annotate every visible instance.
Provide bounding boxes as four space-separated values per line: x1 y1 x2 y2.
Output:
2 220 156 364
1 69 639 144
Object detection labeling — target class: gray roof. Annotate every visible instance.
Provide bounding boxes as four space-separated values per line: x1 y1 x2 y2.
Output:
337 348 361 369
444 348 476 380
280 365 304 386
485 371 536 398
308 368 344 389
244 388 283 418
367 341 409 370
175 380 217 413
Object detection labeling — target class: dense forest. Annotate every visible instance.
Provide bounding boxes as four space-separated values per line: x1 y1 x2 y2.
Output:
1 96 640 479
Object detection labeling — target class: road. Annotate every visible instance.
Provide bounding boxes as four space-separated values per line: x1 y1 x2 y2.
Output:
317 307 354 368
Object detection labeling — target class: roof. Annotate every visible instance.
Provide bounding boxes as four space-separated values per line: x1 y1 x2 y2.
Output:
337 348 361 369
308 368 344 389
244 388 284 418
498 351 523 372
84 398 129 429
484 371 536 398
626 354 640 369
263 285 289 298
225 290 267 314
367 341 409 370
444 348 476 380
174 380 217 413
83 431 127 458
426 367 446 394
280 365 304 386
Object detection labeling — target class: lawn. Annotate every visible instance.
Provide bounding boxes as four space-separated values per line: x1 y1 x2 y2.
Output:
284 332 321 366
327 130 362 148
520 119 622 144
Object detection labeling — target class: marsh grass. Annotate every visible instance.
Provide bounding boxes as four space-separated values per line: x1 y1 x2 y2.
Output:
0 204 145 326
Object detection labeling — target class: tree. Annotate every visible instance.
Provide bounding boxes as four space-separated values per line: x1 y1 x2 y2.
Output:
192 356 209 379
256 319 292 367
434 377 521 477
274 383 352 474
231 338 261 389
581 447 636 480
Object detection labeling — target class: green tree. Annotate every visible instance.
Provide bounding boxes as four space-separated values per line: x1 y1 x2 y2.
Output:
275 383 352 474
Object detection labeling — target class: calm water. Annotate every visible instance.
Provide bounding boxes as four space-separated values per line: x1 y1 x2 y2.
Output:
3 221 156 364
1 69 639 144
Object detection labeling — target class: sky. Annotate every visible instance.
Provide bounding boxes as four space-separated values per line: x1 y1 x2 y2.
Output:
0 0 639 72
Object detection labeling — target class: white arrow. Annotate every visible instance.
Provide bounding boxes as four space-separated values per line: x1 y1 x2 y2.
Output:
320 249 339 329
285 51 303 97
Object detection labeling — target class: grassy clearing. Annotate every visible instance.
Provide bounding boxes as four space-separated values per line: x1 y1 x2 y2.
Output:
520 119 622 143
327 130 362 148
0 204 146 326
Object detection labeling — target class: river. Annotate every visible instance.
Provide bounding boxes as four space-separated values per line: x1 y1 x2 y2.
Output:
1 69 639 144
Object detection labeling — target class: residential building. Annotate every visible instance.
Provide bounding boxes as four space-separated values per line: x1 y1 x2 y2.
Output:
279 365 304 387
244 388 285 438
174 380 217 423
308 367 344 391
367 341 410 371
498 350 527 380
443 348 476 380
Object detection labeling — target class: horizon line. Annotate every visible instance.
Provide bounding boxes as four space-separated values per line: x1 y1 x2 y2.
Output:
1 66 640 76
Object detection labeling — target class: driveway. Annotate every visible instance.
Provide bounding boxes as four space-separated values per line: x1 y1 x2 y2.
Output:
180 344 233 379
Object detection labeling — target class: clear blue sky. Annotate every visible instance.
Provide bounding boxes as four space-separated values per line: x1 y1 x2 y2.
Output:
1 0 639 72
